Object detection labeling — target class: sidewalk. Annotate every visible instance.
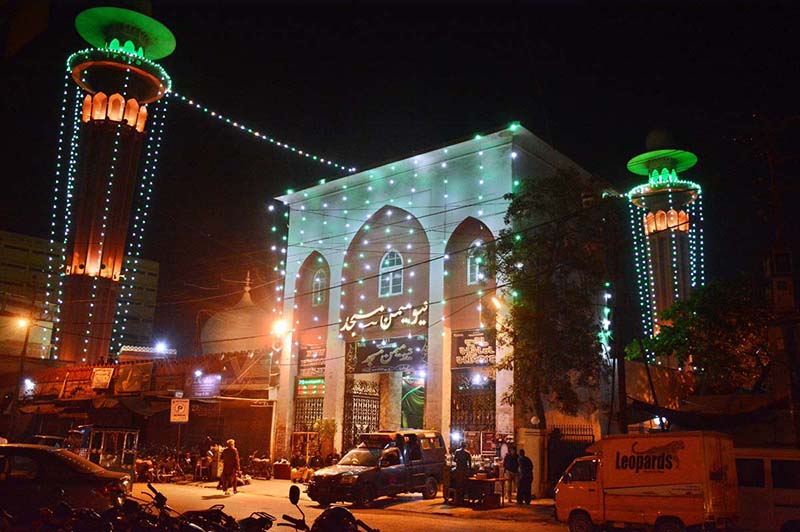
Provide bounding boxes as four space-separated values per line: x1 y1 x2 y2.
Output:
166 478 556 522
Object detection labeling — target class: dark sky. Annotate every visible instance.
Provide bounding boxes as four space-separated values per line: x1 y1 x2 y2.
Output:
2 0 798 355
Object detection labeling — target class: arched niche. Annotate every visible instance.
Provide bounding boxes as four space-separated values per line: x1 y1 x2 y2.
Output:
91 92 108 120
123 98 140 126
295 251 331 346
342 205 430 341
444 217 496 331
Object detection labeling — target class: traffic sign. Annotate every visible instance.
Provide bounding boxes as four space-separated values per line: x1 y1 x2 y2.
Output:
170 398 190 423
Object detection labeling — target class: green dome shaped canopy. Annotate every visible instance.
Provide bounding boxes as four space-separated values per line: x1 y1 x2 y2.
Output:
627 148 697 177
75 7 176 60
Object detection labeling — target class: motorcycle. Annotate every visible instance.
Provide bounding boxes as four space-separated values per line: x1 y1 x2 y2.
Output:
278 485 379 532
134 483 275 532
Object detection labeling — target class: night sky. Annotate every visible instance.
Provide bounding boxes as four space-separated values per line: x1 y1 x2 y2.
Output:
2 1 798 355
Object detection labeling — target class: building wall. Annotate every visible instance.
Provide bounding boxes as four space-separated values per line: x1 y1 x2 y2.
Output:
274 126 598 457
0 230 159 356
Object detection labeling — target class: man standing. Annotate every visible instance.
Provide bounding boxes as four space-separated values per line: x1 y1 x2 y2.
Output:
517 448 534 504
503 447 519 498
453 441 472 505
220 439 241 495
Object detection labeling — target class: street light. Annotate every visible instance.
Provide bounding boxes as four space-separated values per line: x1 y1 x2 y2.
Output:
272 319 288 335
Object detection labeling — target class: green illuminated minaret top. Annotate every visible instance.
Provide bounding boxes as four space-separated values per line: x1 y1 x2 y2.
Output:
75 6 175 59
627 130 698 188
68 6 175 103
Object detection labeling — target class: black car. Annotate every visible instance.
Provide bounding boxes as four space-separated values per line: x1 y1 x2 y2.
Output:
0 444 129 515
308 430 446 507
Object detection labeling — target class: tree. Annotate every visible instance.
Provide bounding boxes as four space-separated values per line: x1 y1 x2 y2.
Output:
490 169 614 427
627 279 770 395
313 418 338 456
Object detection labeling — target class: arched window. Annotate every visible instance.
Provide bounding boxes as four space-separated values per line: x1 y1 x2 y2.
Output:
123 98 139 126
92 92 108 120
312 269 327 307
467 241 486 285
81 95 92 122
107 93 125 122
135 105 148 133
379 250 403 297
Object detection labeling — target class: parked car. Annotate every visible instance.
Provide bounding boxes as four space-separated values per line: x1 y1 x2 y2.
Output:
734 447 800 532
0 444 129 516
554 431 738 532
307 429 446 507
29 434 65 447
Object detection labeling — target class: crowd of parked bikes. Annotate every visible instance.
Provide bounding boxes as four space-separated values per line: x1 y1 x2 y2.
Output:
0 482 379 532
133 444 273 484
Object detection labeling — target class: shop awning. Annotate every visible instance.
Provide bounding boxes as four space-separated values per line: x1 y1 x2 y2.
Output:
118 396 171 417
19 403 64 415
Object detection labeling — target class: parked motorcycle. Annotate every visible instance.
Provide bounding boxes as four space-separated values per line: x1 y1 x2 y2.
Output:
278 485 379 532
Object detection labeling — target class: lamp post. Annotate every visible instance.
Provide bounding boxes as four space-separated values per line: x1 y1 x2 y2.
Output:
11 317 33 439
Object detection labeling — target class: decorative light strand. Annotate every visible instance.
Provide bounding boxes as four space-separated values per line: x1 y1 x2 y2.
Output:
44 74 74 357
51 84 86 358
168 90 357 173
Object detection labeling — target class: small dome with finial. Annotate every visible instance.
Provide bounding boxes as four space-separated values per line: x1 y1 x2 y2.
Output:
200 272 273 354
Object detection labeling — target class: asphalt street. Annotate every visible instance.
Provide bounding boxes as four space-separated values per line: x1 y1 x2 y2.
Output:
139 480 566 532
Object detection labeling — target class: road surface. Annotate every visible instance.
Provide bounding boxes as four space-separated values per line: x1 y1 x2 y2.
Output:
138 480 567 532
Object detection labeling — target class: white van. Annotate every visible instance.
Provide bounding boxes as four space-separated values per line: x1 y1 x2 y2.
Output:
734 447 800 532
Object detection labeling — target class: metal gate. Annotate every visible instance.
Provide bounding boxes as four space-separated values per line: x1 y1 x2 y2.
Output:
450 370 496 432
343 378 380 452
293 397 323 432
547 424 595 494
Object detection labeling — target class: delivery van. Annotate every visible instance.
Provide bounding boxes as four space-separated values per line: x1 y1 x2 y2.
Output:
734 447 800 532
554 431 738 532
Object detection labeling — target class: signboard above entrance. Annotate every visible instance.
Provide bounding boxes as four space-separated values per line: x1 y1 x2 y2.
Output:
347 336 427 374
298 345 326 377
340 301 428 335
451 329 496 368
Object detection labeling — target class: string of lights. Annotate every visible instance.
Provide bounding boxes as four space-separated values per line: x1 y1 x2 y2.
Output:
168 90 357 173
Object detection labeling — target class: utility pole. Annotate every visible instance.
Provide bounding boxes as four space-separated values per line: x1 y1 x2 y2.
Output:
10 317 33 440
759 114 800 447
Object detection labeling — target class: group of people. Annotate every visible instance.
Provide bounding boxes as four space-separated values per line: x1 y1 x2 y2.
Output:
502 447 534 504
446 442 534 506
289 449 340 483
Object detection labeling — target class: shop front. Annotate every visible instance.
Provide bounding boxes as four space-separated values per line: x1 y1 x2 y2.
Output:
450 328 502 455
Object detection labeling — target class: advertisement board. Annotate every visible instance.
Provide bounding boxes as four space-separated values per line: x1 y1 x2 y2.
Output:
451 329 496 368
114 363 153 394
347 336 427 374
298 345 326 377
91 367 114 389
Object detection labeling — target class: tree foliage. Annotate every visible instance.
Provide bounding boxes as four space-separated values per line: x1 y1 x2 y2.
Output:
490 169 613 425
627 279 771 395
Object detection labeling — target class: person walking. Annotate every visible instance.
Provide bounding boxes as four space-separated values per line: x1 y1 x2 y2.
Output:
517 448 534 504
453 441 472 506
503 447 519 498
220 439 241 495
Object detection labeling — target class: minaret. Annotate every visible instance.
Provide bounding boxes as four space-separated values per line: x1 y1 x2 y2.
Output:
627 131 705 338
53 7 175 362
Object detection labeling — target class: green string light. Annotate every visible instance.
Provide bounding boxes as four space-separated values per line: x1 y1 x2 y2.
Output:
168 90 357 174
